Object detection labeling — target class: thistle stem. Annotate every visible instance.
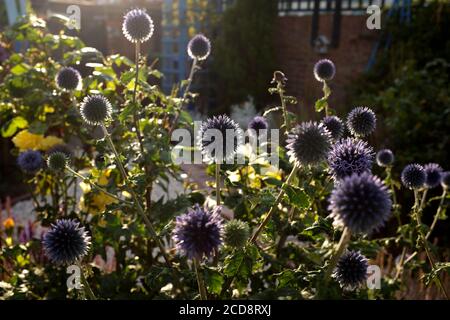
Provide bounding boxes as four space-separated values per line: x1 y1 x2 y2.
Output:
386 166 401 226
100 124 172 269
250 165 299 244
278 82 290 134
427 189 447 239
168 57 198 135
65 166 127 204
322 81 330 117
193 258 207 300
215 163 221 205
324 227 352 283
77 262 96 300
412 189 449 300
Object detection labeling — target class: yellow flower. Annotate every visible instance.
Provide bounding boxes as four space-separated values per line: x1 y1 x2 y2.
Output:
38 135 64 151
262 165 283 181
3 217 15 230
79 192 118 214
12 130 44 151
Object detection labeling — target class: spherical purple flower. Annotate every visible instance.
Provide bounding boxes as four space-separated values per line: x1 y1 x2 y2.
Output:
376 149 394 167
441 172 450 189
401 164 426 190
327 138 374 180
329 172 392 234
122 8 154 43
313 59 336 82
248 116 268 138
187 34 211 61
17 150 44 174
172 205 223 260
42 219 91 265
322 115 344 140
80 95 112 125
286 121 332 167
198 115 244 163
423 163 443 189
333 250 369 290
347 107 376 138
56 67 82 91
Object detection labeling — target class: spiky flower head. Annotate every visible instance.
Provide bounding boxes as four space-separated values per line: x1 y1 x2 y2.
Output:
172 204 223 260
187 34 211 61
347 107 376 138
441 172 450 189
47 144 73 160
333 250 369 290
329 172 392 234
327 138 374 180
17 150 44 174
248 116 268 131
47 151 68 172
313 59 336 82
423 163 443 189
198 115 244 163
80 95 112 125
322 115 344 140
286 121 332 167
401 164 425 190
122 8 154 43
56 67 82 91
376 149 394 167
42 219 91 265
223 219 250 249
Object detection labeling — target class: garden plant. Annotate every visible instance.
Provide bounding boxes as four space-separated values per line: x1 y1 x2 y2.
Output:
0 8 449 301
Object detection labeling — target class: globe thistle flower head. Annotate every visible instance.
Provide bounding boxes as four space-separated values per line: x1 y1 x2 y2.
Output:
172 204 223 260
17 150 44 174
333 250 369 290
47 144 73 160
47 151 68 172
122 8 154 43
423 163 443 189
223 219 250 249
42 219 91 265
347 107 376 137
401 164 425 190
441 172 450 189
327 138 374 180
286 121 332 167
376 149 394 167
187 34 211 61
328 172 392 234
56 67 82 91
313 59 336 82
198 115 244 163
80 95 112 125
322 115 344 140
248 116 268 138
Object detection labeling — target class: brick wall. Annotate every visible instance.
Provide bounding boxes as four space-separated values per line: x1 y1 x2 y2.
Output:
275 13 379 119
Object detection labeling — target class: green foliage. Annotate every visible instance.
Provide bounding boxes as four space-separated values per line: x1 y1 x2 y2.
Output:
212 0 277 109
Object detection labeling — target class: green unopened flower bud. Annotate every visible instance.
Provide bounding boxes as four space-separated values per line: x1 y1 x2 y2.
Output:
223 219 250 249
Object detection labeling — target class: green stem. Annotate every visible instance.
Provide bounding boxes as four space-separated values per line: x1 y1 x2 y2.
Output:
168 57 198 135
324 227 352 283
193 258 207 300
215 163 221 205
322 81 330 117
77 262 96 300
386 166 401 226
100 124 172 269
250 165 299 244
412 189 449 300
426 189 447 239
65 166 127 204
278 83 290 134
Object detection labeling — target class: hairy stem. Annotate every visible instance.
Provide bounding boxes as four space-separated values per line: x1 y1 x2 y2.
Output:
168 58 198 136
324 227 352 283
193 258 207 300
100 124 172 269
77 262 96 300
250 165 299 244
216 163 221 205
